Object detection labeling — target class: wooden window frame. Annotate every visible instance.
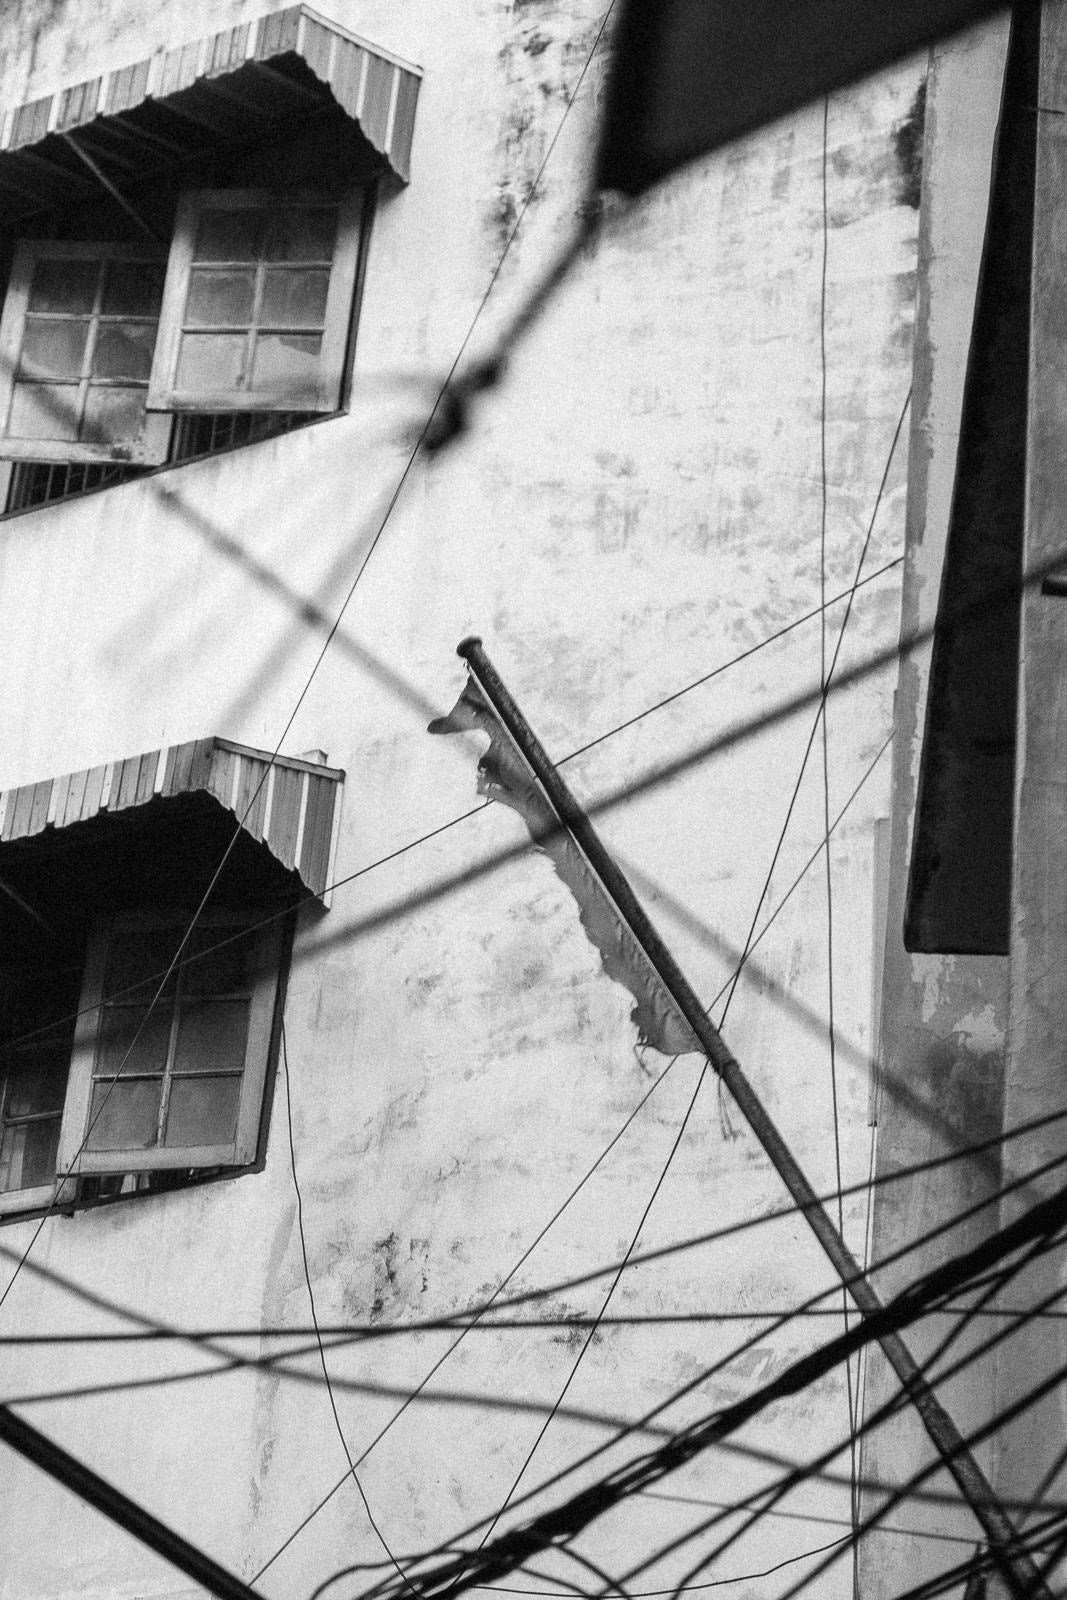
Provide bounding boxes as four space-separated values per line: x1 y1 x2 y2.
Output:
0 241 171 465
147 188 365 415
55 909 283 1184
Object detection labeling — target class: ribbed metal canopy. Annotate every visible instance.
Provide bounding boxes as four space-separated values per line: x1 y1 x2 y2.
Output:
0 736 343 912
0 6 421 222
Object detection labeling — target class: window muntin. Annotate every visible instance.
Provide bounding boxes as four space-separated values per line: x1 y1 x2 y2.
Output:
0 964 81 1209
85 923 253 1154
0 244 171 464
59 912 282 1180
148 189 364 414
0 912 283 1217
0 1044 67 1195
0 185 366 487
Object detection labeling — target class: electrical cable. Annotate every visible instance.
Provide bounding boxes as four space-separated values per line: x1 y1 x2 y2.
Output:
472 1052 689 1554
814 91 861 1585
877 1510 1067 1600
638 1487 985 1549
601 1217 1060 1597
1 703 887 1578
312 1206 1067 1600
9 1102 1067 1402
767 1346 1067 1600
469 1532 853 1598
249 1052 674 1584
0 554 902 1067
281 1020 419 1596
0 0 619 1324
742 1256 1067 1600
634 1211 1058 1600
280 1159 1067 1600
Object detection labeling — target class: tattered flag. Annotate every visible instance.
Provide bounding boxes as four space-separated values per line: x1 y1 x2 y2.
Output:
429 677 701 1057
596 0 1021 197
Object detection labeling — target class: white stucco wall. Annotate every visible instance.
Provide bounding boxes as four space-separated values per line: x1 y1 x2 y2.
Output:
0 3 923 1597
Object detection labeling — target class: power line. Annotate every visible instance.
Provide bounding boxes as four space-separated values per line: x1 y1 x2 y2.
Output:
461 1533 854 1598
15 1297 1067 1347
287 524 1067 985
259 1155 1067 1600
249 1053 674 1584
684 1241 1067 1600
306 1195 1067 1600
8 1120 1067 1600
472 1051 689 1553
0 554 902 1067
281 1021 417 1597
0 0 618 1321
638 1487 987 1549
633 1203 1058 1600
878 1512 1067 1600
814 89 860 1585
764 1306 1067 1600
8 1104 1067 1367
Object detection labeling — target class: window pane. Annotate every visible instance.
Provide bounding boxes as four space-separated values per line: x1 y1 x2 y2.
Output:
250 333 321 399
185 269 255 328
3 1050 70 1118
193 210 263 263
176 332 247 392
184 927 254 995
165 1074 240 1148
19 318 89 380
8 383 80 441
173 1000 250 1076
105 931 181 1002
102 261 165 316
91 321 157 381
261 268 330 328
0 1115 60 1192
28 257 99 314
87 1078 162 1150
96 1004 172 1078
265 207 337 262
82 386 148 445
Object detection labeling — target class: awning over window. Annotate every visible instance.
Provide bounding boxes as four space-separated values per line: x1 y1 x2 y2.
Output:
0 5 421 221
0 737 343 919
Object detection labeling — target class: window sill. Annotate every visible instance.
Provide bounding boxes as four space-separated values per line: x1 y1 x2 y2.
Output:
0 1162 258 1227
0 407 340 520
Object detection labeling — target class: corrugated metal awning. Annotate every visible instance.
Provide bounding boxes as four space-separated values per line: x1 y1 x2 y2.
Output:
0 5 421 220
0 736 343 904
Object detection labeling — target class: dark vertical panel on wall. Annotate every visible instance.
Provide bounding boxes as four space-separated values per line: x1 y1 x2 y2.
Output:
904 7 1038 955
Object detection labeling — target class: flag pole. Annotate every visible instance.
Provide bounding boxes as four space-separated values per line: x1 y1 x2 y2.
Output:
456 635 1049 1600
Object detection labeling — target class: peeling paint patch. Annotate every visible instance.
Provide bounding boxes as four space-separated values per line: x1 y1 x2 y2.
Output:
894 78 927 209
954 1003 1003 1056
915 952 956 1023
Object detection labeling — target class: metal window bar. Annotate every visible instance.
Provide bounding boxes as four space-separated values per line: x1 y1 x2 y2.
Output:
4 411 310 512
5 460 141 512
167 410 307 463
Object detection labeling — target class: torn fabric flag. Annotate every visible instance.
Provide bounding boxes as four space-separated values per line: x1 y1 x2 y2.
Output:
429 677 701 1057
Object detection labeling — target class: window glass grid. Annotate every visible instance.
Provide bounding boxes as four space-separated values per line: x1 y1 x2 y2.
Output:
177 205 337 399
0 1009 76 1195
90 932 252 1153
12 257 163 447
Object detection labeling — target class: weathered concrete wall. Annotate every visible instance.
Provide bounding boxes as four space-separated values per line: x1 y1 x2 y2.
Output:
0 3 922 1597
857 20 1013 1599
